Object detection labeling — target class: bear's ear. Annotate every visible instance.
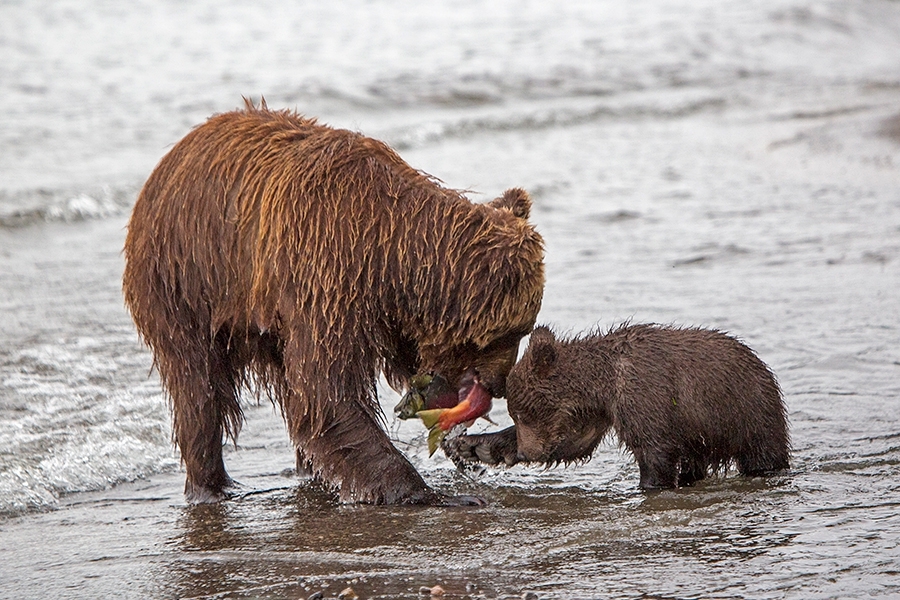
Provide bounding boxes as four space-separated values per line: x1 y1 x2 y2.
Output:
528 326 558 378
488 187 531 220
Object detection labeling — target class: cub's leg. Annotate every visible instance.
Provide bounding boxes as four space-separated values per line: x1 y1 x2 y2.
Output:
443 426 520 467
677 456 708 487
632 446 679 489
737 443 790 477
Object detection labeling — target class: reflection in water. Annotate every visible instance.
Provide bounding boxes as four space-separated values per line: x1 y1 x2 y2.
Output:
1 412 896 598
162 472 809 599
178 502 239 552
169 481 532 599
151 405 900 599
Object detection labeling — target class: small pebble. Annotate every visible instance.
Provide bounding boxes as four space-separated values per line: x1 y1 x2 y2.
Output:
338 587 359 600
305 593 324 600
522 593 539 600
418 585 444 596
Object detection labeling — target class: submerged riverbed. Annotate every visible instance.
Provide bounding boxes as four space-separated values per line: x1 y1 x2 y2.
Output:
2 1 900 598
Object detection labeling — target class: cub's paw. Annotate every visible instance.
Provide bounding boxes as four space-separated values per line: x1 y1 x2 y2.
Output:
442 426 520 468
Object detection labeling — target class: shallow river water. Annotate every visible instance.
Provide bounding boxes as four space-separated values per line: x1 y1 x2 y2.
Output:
1 1 900 598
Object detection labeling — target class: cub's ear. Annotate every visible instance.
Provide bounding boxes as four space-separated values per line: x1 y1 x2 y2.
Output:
527 326 558 379
488 187 531 219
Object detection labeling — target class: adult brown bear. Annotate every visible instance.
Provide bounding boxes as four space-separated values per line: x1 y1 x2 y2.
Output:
123 100 544 505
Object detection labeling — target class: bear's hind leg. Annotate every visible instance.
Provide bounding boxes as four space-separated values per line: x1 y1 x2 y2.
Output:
159 326 243 503
736 420 790 477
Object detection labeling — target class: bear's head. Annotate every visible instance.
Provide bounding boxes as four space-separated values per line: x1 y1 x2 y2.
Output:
506 327 603 464
399 188 544 431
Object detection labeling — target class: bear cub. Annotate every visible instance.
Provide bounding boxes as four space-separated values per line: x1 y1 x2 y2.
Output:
445 324 790 489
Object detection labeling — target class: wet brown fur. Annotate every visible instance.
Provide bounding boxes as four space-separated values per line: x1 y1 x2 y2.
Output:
446 324 790 489
122 100 544 504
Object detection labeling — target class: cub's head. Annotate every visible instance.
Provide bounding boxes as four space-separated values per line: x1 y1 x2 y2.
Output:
506 327 601 464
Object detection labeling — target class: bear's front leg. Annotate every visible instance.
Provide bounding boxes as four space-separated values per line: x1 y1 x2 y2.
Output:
284 389 482 505
443 425 520 467
295 402 426 503
279 331 485 505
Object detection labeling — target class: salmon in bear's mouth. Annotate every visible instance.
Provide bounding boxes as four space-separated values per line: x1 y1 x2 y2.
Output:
394 373 452 418
395 370 491 417
441 370 493 429
394 369 494 447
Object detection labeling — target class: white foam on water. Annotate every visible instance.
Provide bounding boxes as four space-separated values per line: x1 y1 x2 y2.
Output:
0 185 137 228
0 336 176 515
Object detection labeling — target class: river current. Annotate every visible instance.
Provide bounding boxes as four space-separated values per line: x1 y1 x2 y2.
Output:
1 1 899 598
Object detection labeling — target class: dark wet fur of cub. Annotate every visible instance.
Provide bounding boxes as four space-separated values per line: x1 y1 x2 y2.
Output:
444 324 790 489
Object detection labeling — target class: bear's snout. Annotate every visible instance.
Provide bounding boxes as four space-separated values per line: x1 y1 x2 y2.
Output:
515 424 546 462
